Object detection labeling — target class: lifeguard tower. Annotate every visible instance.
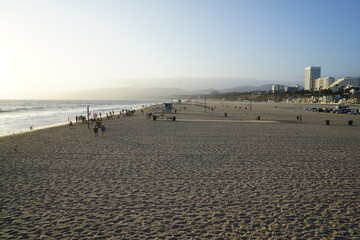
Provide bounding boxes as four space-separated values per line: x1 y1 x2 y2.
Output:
164 102 173 112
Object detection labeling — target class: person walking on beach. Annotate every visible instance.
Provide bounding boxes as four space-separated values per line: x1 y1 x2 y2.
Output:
93 124 99 137
101 124 106 136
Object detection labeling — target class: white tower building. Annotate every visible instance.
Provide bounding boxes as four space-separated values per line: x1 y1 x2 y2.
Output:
314 77 335 90
305 66 321 90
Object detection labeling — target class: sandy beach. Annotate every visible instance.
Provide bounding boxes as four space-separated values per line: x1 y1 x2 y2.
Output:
1 101 359 239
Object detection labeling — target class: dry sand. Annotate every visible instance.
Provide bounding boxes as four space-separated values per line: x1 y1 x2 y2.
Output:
1 101 359 239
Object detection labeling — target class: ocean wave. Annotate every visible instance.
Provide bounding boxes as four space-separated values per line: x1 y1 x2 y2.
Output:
32 106 45 110
0 109 12 113
0 106 46 113
0 107 32 113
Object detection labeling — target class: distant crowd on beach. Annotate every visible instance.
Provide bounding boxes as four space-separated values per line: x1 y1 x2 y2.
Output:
66 109 137 137
73 109 136 124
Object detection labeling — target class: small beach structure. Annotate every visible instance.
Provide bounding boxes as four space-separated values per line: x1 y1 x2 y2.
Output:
164 102 173 112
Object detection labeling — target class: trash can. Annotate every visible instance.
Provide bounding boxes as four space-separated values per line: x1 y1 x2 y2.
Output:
325 120 330 125
224 113 227 117
172 116 176 121
257 116 261 120
348 120 353 125
152 115 157 121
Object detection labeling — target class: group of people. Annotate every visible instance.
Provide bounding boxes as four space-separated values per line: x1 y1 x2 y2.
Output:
72 109 139 137
124 109 136 116
90 109 137 137
93 122 106 137
145 112 153 120
75 115 88 123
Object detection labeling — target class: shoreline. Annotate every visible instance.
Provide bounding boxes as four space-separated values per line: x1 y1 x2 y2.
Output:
0 101 164 139
0 121 70 139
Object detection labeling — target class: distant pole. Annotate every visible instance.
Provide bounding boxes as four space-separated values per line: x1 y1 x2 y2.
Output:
204 97 206 112
250 101 252 112
87 106 90 129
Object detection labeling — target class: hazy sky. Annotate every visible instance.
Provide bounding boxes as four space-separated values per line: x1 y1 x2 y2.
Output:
1 0 360 99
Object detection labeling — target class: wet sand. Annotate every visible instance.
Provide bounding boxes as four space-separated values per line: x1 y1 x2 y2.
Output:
1 101 359 239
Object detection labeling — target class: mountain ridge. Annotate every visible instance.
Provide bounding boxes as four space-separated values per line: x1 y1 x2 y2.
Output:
49 83 300 100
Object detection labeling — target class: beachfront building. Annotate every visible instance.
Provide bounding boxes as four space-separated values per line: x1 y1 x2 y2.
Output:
314 77 335 90
305 66 321 90
272 84 285 92
330 77 360 92
284 85 301 92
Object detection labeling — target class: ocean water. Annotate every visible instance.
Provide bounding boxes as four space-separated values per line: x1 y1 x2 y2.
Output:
0 99 163 136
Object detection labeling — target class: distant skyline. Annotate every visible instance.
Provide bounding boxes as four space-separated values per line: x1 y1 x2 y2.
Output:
1 0 360 99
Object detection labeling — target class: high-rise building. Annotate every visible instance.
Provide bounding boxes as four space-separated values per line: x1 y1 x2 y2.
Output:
305 66 321 90
314 77 335 90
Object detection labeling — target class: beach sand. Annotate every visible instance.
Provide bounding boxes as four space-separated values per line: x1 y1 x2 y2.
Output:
1 101 359 239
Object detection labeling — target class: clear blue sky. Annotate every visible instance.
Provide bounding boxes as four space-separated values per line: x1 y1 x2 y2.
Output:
1 0 359 98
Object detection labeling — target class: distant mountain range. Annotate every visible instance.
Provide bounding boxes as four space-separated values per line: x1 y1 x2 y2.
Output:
218 84 274 93
55 87 188 100
52 84 299 100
